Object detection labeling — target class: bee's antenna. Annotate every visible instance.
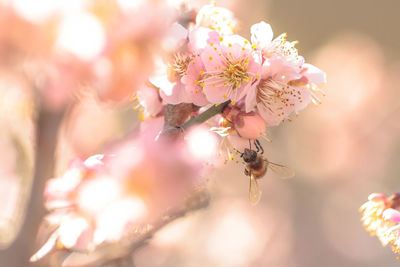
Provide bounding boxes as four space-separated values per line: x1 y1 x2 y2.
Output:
234 148 244 158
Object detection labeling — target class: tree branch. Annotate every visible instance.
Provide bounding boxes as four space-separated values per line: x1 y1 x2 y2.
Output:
63 189 210 267
181 100 231 130
0 105 65 267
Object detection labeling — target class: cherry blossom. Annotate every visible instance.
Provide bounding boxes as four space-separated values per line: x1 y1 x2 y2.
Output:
199 35 262 104
195 1 237 36
245 22 326 126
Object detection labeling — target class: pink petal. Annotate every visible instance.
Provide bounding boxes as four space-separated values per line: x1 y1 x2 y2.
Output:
245 86 257 113
203 81 229 104
201 46 224 71
137 85 163 116
159 79 189 105
264 56 302 82
257 102 283 127
189 27 220 51
162 22 188 51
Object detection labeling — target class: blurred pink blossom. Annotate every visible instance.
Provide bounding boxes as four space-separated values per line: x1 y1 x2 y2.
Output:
33 134 204 260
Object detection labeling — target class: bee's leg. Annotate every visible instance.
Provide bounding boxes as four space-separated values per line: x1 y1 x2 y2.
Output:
254 140 260 153
244 168 250 176
255 139 264 155
248 139 252 150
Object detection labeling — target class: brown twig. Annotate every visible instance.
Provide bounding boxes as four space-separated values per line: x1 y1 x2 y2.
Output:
65 189 210 267
0 105 65 267
160 101 230 141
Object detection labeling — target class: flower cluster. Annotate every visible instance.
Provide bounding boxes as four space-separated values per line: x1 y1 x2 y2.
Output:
138 1 326 155
360 193 400 255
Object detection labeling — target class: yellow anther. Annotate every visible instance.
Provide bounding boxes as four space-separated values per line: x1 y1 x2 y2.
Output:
219 37 223 42
200 82 205 87
231 101 236 105
223 94 227 98
251 43 258 49
200 71 204 75
195 80 199 84
228 43 232 47
139 112 145 122
209 56 213 60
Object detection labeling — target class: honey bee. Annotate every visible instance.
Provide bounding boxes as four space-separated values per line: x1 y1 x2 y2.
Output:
240 140 294 205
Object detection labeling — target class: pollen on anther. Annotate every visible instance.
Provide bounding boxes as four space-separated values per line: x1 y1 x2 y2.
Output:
200 82 205 87
209 56 213 60
231 101 236 105
223 94 227 98
219 37 223 42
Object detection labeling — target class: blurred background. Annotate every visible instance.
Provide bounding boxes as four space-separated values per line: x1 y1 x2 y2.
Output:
1 0 400 266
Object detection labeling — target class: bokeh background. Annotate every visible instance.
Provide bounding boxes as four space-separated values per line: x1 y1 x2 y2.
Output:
1 0 400 266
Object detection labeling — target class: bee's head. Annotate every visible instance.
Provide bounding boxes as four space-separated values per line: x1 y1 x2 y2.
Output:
243 148 257 163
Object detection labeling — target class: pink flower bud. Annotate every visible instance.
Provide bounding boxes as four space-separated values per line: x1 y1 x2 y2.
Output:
368 193 388 203
235 112 266 139
383 208 400 223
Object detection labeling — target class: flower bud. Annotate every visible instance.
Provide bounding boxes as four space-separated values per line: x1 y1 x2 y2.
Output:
235 112 266 139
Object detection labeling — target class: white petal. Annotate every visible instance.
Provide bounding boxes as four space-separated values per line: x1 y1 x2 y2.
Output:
303 63 327 84
251 21 273 48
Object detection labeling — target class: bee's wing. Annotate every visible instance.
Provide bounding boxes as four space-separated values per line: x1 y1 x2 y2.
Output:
268 162 295 179
249 173 262 205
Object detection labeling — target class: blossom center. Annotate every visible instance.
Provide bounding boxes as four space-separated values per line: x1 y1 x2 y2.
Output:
222 59 249 89
256 78 299 114
171 53 192 77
